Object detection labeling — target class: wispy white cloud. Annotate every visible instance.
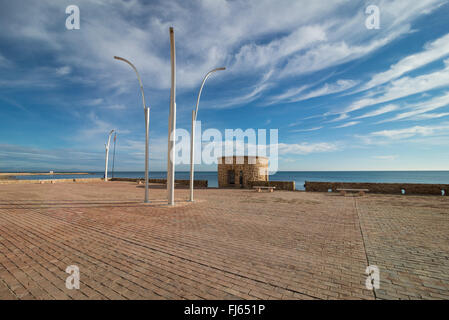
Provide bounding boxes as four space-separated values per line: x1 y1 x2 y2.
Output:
360 32 449 92
334 121 359 128
233 25 326 71
209 70 273 109
55 66 71 76
292 80 358 102
0 96 28 111
345 59 449 113
0 143 105 171
199 138 339 157
327 113 349 123
372 123 449 139
73 112 130 145
355 123 449 146
289 126 323 133
104 104 127 110
379 92 449 122
272 79 358 105
373 155 398 160
0 53 10 67
1 0 442 95
354 104 399 119
277 142 339 155
85 98 104 106
268 85 310 104
412 112 449 120
279 29 408 78
275 0 443 79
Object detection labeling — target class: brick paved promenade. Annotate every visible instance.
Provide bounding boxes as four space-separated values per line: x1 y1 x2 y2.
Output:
0 182 447 299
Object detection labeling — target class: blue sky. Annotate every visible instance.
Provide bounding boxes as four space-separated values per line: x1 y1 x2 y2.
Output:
1 0 449 171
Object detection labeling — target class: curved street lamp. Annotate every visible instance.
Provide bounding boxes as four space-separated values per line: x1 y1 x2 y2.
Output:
189 67 225 201
113 56 150 203
168 27 176 206
104 129 115 182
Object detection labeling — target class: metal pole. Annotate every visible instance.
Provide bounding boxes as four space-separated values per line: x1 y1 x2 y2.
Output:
111 132 117 179
104 130 114 182
189 110 195 201
189 67 225 201
104 146 109 181
168 27 176 205
144 107 150 203
113 56 150 203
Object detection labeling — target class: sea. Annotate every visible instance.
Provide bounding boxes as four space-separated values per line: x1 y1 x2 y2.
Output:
10 171 449 190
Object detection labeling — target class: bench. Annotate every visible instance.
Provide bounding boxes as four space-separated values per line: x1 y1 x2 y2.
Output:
253 186 276 193
337 188 369 196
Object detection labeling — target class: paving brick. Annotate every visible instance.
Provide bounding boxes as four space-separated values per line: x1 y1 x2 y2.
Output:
0 182 446 299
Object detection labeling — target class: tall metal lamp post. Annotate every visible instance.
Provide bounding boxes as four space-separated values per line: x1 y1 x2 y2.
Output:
189 67 225 201
104 129 115 182
113 56 150 203
111 132 117 179
167 27 177 206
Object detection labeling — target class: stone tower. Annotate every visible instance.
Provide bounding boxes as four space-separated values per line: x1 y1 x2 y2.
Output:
217 156 268 188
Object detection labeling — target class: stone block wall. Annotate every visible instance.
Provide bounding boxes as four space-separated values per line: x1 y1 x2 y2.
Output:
218 156 268 188
304 181 449 196
0 178 103 184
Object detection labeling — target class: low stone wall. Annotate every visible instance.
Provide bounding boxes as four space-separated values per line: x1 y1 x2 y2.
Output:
247 180 296 191
110 177 208 188
304 181 449 196
0 178 103 184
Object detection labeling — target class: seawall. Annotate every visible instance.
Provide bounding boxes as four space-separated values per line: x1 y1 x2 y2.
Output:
304 181 449 196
